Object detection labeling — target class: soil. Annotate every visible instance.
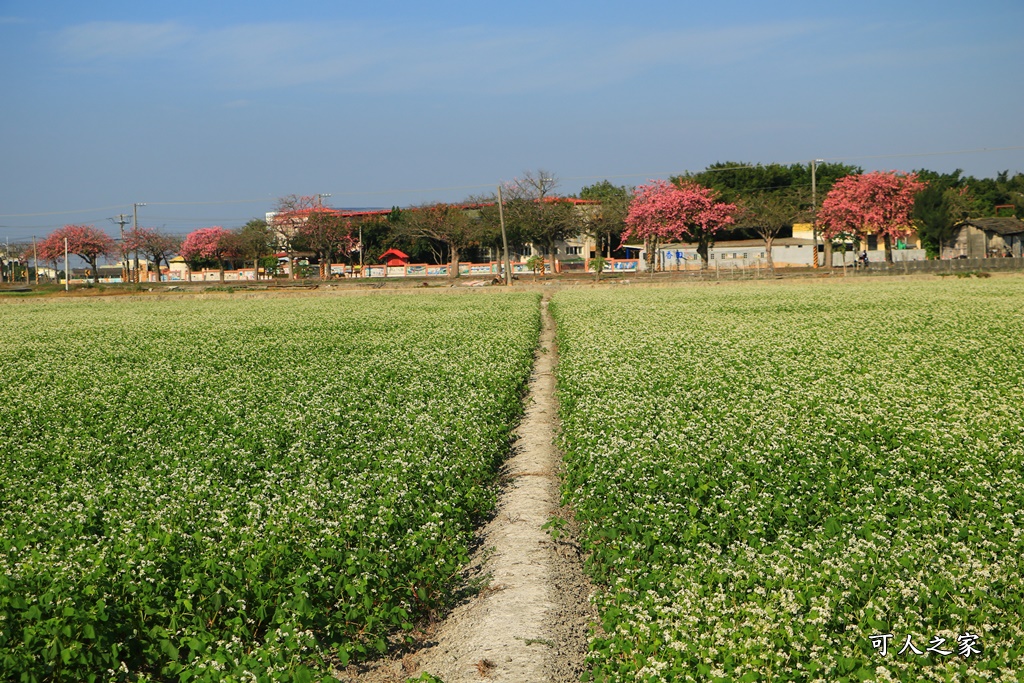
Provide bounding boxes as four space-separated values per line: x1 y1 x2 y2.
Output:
336 296 597 683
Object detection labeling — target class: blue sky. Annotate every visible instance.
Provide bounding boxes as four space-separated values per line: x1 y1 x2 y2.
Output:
1 0 1022 239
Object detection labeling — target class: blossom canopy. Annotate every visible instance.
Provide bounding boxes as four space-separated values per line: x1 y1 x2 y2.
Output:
818 171 927 241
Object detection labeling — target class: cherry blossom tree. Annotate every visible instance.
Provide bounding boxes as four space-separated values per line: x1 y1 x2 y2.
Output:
622 179 736 271
818 171 927 263
38 225 116 284
179 227 240 282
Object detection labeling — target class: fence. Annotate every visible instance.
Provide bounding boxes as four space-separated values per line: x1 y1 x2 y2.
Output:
69 256 1022 286
845 256 1024 275
361 258 640 278
617 256 1024 282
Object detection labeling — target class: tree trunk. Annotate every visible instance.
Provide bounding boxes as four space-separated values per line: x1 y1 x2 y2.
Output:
824 240 833 269
764 236 775 273
449 244 460 278
697 240 710 270
219 261 225 283
884 234 893 263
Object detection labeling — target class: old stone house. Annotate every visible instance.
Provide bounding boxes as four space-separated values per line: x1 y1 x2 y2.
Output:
944 217 1024 259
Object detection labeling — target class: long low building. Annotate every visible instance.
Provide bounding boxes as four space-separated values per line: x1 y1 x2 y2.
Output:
638 239 927 269
655 238 820 269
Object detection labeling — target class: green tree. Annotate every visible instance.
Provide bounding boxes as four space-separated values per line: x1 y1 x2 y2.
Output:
299 210 357 279
501 170 581 271
911 170 970 258
681 161 861 269
237 219 275 279
684 160 861 210
396 202 481 278
270 195 317 279
957 171 1024 217
124 228 181 282
473 194 527 267
734 191 799 272
578 180 631 258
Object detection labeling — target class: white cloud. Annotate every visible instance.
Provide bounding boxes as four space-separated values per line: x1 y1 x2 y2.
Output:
43 18 839 94
54 21 192 60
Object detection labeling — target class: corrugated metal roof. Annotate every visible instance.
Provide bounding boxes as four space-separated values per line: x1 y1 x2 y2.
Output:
960 217 1024 235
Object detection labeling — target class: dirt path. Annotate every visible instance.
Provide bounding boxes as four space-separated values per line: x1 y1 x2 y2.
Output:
338 296 596 683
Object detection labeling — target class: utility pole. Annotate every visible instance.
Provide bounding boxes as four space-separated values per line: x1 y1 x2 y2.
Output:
64 237 69 291
811 159 824 268
111 214 131 282
33 236 38 285
316 194 332 278
498 185 511 285
133 203 146 282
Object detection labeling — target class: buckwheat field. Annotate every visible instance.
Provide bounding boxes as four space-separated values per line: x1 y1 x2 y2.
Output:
0 292 540 682
551 279 1024 682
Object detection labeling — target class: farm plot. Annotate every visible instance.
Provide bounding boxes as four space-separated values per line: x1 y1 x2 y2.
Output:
551 280 1024 682
0 291 540 682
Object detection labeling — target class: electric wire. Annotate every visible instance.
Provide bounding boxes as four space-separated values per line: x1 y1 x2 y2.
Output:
1 145 1021 239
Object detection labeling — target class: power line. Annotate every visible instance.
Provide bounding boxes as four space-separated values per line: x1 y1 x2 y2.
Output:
820 145 1024 163
0 204 135 219
0 144 1021 224
560 145 1024 183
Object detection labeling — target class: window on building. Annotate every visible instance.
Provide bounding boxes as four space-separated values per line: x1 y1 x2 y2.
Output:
566 246 582 255
710 253 715 259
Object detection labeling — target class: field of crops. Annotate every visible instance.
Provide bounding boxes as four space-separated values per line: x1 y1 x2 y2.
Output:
0 291 540 682
552 279 1024 682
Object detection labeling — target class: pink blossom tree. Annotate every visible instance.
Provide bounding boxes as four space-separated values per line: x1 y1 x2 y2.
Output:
38 225 116 284
179 227 240 282
818 171 927 263
622 179 736 271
